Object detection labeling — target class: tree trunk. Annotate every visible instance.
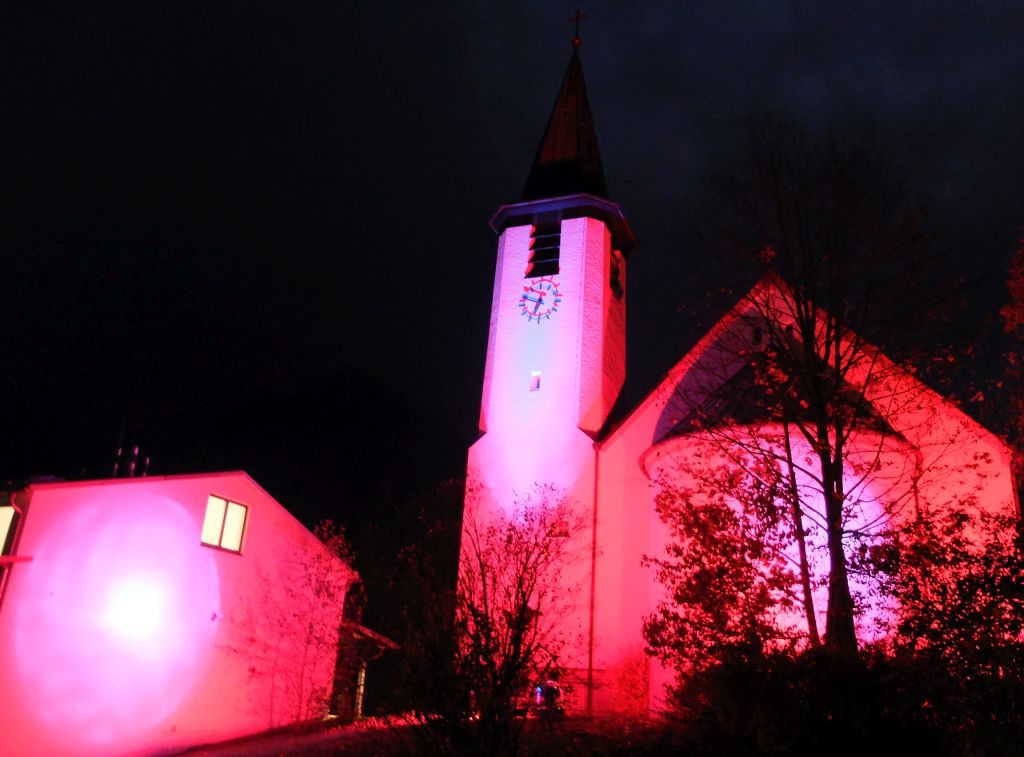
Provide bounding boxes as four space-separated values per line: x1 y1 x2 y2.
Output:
783 423 820 647
820 453 858 653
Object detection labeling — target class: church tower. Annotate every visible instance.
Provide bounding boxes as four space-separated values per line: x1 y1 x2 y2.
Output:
465 34 634 708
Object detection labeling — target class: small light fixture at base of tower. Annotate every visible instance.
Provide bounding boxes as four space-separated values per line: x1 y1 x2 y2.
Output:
530 371 542 392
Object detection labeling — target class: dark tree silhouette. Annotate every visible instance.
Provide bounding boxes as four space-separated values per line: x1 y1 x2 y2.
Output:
686 116 948 653
385 484 583 756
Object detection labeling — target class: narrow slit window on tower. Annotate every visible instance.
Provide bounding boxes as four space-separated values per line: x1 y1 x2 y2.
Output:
526 222 560 278
610 250 624 300
200 495 249 553
530 371 542 392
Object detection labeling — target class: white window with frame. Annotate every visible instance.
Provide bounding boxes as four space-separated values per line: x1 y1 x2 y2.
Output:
200 495 248 553
1 504 17 556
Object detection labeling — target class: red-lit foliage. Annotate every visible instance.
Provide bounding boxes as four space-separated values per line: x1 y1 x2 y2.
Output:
882 503 1024 698
880 503 1024 753
644 459 802 677
654 500 1024 752
1000 234 1024 483
1002 234 1024 335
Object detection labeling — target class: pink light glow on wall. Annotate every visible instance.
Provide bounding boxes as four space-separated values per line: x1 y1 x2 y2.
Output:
11 490 220 752
643 427 905 644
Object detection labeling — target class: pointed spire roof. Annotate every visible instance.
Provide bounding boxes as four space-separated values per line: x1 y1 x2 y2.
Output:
521 46 609 201
492 32 633 257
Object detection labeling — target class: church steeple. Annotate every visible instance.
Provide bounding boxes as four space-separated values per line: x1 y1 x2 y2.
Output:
467 26 634 709
521 45 608 201
490 33 633 258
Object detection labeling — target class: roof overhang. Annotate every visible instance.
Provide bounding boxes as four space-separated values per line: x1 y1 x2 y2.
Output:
339 621 399 656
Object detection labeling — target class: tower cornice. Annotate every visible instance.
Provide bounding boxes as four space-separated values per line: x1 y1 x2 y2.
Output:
489 193 635 258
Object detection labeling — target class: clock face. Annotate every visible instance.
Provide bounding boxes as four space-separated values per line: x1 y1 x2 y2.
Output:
519 277 562 323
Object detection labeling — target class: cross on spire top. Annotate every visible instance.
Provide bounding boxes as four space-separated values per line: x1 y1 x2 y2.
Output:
570 9 588 48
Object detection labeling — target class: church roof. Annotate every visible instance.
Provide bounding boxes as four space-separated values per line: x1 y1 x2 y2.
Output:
599 277 1011 471
657 362 896 443
521 46 608 201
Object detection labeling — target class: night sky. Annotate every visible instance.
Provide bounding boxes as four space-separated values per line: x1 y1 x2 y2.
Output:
4 2 1023 529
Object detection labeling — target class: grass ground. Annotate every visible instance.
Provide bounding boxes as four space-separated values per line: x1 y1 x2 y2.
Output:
178 714 680 756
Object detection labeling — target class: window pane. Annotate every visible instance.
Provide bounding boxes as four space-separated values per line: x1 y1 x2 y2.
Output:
221 502 247 552
0 506 14 554
201 496 226 546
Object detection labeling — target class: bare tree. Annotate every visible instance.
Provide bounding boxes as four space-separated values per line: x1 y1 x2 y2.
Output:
230 519 356 727
394 484 584 756
677 116 950 653
453 484 584 754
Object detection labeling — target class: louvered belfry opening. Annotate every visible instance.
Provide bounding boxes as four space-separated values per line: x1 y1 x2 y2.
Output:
610 251 624 300
527 221 561 277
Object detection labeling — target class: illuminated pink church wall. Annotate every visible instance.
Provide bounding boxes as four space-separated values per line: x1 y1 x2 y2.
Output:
589 287 1018 713
641 430 911 645
0 472 354 757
